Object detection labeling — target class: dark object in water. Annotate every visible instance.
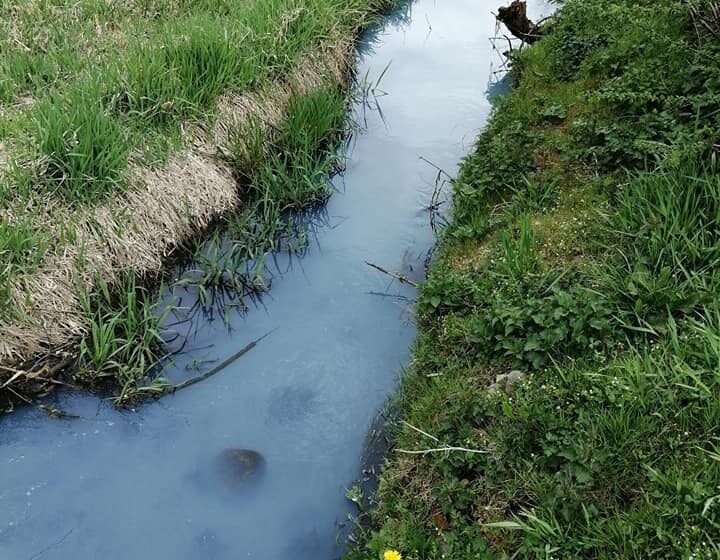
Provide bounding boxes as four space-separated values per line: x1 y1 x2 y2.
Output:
496 1 542 44
214 449 265 489
188 448 266 500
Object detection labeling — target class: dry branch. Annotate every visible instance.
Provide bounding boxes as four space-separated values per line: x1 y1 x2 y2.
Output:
395 446 490 455
395 420 489 455
688 1 720 41
169 330 274 393
365 261 419 288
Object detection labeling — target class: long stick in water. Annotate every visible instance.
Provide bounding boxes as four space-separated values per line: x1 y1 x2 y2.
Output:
365 261 418 288
169 329 276 393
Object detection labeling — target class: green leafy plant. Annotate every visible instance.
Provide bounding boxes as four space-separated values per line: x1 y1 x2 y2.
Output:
78 275 172 406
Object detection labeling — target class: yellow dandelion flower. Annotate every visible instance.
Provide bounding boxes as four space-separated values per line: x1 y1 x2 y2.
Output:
384 550 403 560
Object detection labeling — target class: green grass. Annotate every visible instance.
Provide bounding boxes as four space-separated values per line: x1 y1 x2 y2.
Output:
602 164 720 329
77 274 172 406
36 83 130 203
347 1 720 558
1 0 393 207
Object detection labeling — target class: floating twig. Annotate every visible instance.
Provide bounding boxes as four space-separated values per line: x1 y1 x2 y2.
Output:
365 261 418 288
367 291 412 303
29 528 74 560
169 329 275 393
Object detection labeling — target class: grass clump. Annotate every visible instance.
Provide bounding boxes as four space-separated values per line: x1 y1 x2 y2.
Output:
602 164 720 329
238 85 349 210
348 1 720 558
36 84 130 204
77 275 171 406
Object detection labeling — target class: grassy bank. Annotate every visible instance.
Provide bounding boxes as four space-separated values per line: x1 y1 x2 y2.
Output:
0 0 394 405
349 1 720 558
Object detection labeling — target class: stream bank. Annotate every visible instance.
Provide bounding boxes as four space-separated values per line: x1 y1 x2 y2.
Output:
350 1 720 558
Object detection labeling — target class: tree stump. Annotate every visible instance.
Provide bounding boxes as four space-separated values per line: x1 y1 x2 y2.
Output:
497 1 542 44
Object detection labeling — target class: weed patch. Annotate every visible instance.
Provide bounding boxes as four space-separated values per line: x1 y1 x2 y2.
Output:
0 216 50 315
35 84 130 204
77 275 171 406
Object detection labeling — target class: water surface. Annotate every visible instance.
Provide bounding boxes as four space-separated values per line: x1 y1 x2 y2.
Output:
0 2 550 558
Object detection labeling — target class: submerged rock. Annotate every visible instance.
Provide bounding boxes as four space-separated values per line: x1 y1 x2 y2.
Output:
188 448 266 499
214 449 265 488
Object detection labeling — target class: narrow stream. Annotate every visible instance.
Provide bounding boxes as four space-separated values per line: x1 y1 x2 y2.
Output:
0 2 550 559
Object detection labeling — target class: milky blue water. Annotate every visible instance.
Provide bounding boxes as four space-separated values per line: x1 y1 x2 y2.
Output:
0 2 551 558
